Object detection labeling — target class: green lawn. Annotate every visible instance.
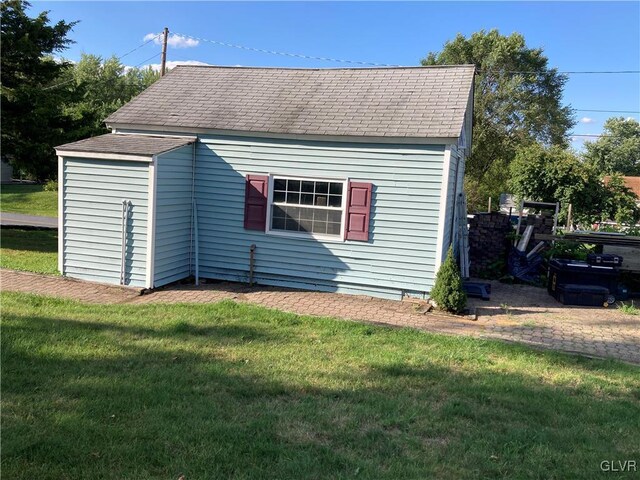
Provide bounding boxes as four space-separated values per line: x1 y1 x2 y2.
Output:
0 228 58 274
0 184 58 217
2 292 639 479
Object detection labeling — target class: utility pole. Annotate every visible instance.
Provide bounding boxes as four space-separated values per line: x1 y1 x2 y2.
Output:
160 27 169 76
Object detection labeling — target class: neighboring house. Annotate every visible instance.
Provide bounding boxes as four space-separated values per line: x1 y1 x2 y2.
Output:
1 159 13 184
55 65 474 299
604 176 640 205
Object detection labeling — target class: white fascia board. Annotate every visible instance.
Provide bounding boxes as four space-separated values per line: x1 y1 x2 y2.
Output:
145 155 158 289
111 130 198 141
106 123 458 145
57 156 64 275
55 150 153 162
465 83 474 156
434 145 453 272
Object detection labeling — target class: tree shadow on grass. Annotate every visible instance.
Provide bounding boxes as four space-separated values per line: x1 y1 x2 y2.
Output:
7 314 274 344
0 228 57 253
2 310 639 480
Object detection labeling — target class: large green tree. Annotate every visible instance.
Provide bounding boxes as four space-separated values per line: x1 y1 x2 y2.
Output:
1 0 77 180
583 117 640 176
60 54 160 139
422 30 575 210
509 144 640 225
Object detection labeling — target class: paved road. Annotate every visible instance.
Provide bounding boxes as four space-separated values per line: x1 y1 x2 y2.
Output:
0 212 57 228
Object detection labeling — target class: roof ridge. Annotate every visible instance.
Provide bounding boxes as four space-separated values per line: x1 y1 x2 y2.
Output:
171 64 476 71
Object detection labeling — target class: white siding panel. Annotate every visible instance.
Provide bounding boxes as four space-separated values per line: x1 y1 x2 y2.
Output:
63 157 149 287
153 145 193 286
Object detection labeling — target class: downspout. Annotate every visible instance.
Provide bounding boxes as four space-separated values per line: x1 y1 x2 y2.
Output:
120 199 131 285
190 140 199 285
193 198 199 286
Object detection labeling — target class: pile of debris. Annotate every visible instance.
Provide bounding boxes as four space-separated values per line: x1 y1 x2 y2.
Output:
518 214 556 236
468 213 513 277
508 223 548 283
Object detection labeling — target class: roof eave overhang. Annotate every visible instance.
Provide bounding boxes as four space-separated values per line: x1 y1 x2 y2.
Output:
107 122 460 145
55 149 153 162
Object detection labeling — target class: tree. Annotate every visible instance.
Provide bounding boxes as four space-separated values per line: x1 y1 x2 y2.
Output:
509 144 640 225
583 117 640 176
430 247 467 314
1 0 77 180
601 173 640 225
61 54 160 139
422 30 575 210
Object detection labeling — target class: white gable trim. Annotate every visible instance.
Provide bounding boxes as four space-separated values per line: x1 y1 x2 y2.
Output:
55 150 153 162
145 156 158 289
57 156 65 275
434 145 453 274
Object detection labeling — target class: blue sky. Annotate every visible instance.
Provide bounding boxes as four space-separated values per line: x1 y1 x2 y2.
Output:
35 1 640 148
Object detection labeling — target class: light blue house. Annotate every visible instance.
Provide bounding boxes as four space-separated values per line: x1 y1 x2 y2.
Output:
55 65 474 299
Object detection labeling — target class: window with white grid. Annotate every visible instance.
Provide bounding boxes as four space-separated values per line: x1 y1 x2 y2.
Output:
269 176 346 238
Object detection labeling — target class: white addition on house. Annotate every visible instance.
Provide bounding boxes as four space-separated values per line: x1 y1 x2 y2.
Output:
55 65 474 300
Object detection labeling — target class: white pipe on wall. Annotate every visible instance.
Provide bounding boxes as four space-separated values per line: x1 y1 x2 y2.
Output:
120 200 131 285
193 198 199 286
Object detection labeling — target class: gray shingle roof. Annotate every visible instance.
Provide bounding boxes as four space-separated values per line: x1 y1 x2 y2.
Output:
56 134 194 156
105 65 475 139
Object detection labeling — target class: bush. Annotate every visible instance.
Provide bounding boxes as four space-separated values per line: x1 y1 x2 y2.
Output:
430 247 467 314
43 180 58 192
544 239 595 261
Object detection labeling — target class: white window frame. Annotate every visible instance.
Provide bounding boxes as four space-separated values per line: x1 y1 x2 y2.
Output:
265 174 348 242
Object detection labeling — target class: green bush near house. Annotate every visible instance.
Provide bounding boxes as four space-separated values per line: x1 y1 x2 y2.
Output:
430 247 467 313
43 179 58 192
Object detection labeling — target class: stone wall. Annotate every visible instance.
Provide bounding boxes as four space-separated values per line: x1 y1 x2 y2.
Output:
468 213 513 277
468 212 555 277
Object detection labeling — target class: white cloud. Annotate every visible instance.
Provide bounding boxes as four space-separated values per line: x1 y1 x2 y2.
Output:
52 55 75 64
134 60 211 72
143 32 199 48
580 117 595 124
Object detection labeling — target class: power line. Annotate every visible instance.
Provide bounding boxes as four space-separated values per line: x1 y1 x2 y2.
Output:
172 32 398 67
554 70 640 74
118 33 162 60
174 33 640 74
480 70 640 75
42 34 162 91
132 52 161 69
575 109 639 114
570 134 614 137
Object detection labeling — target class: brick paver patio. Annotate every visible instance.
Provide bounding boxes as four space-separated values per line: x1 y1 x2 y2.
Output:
2 269 639 364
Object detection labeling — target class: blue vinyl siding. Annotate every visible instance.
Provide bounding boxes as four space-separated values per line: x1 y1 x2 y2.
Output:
153 145 194 286
441 146 459 258
193 134 446 299
62 157 148 287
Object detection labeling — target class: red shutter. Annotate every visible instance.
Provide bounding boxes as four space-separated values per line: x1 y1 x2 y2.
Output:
244 174 269 231
345 181 372 241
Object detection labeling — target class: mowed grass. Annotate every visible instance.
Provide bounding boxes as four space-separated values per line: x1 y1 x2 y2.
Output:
0 229 58 274
2 292 639 479
1 184 57 217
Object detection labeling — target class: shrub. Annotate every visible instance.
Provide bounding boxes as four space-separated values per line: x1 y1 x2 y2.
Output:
618 301 639 316
430 247 467 314
43 180 58 192
544 239 595 261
